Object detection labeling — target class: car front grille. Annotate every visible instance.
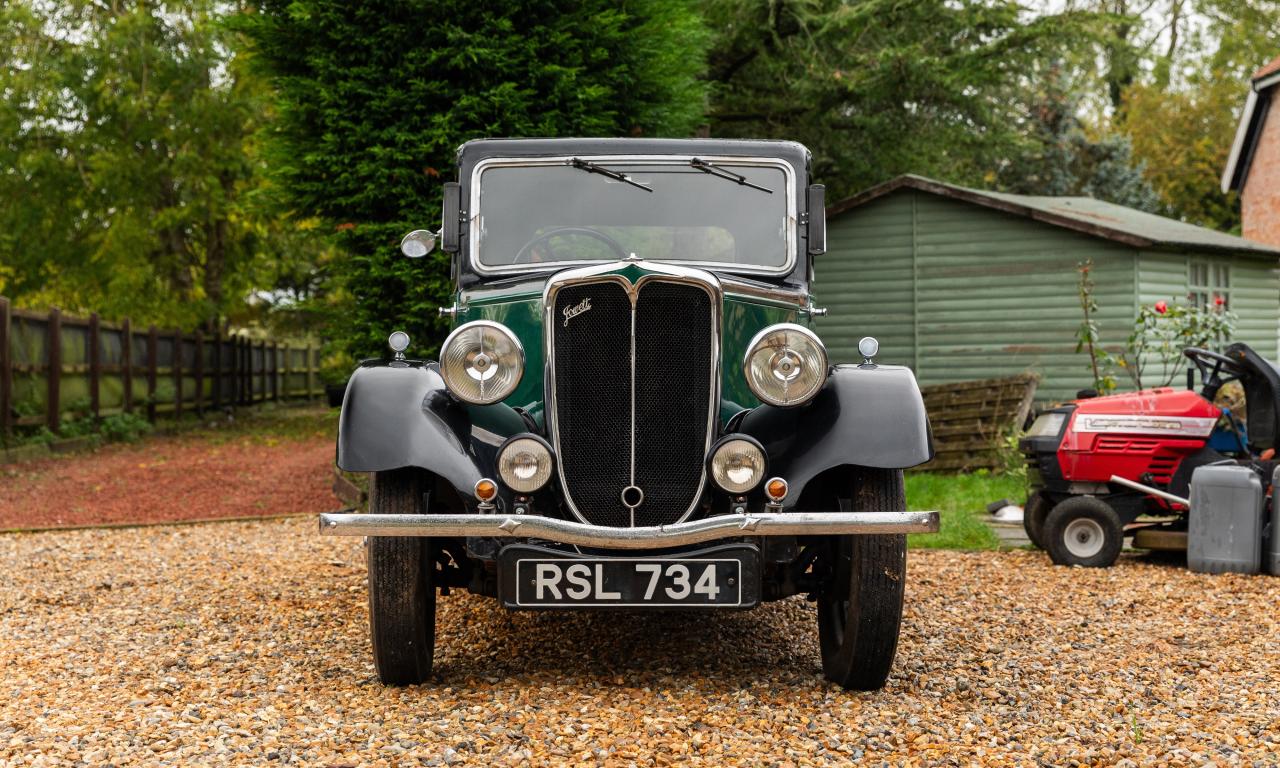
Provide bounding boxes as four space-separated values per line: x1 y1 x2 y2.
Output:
549 275 717 527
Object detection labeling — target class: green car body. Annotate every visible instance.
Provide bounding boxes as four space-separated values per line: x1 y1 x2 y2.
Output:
454 266 801 428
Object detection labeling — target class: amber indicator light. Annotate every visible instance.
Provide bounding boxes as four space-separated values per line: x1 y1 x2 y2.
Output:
765 478 788 502
474 478 498 501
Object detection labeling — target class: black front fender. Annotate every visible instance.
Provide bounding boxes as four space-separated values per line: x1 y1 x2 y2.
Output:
737 364 934 503
337 362 529 497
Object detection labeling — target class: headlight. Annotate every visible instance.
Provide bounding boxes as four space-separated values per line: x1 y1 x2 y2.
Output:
709 437 766 494
497 435 554 493
440 320 524 404
1026 412 1066 438
743 323 828 407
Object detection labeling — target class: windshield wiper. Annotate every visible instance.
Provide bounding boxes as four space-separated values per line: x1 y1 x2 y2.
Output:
689 158 773 194
568 158 653 193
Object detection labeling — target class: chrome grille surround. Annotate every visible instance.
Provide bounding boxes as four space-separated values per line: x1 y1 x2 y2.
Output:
544 261 722 527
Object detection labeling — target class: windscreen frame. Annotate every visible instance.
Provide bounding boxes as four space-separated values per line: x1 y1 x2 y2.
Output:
467 155 798 278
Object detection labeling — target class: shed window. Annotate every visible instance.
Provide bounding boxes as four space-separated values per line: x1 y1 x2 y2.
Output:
1189 261 1229 309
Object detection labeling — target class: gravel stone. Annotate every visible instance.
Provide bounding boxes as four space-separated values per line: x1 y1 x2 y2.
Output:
1 519 1278 765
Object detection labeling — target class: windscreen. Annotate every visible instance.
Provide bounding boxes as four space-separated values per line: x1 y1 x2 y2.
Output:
474 161 791 271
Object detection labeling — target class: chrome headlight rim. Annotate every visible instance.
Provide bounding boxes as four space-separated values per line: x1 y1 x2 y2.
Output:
742 322 829 408
707 434 768 495
496 433 555 494
440 320 525 405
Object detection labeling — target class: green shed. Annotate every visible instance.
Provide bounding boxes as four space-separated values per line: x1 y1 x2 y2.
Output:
816 175 1280 403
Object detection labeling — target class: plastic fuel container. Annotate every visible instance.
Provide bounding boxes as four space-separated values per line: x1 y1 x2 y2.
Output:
1268 467 1280 576
1188 465 1265 574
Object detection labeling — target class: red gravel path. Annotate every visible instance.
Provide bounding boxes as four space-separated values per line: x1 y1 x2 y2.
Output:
0 418 338 530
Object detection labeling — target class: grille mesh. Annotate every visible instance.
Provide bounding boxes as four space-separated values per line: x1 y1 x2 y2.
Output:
634 283 713 524
552 283 632 526
551 278 715 526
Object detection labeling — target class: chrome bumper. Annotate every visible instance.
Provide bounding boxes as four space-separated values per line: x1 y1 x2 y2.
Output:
318 510 939 550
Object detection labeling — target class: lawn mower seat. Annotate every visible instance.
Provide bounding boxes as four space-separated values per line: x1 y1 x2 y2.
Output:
1225 342 1280 456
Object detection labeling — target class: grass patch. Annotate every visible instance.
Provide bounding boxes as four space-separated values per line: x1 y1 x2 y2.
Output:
193 404 338 446
906 471 1028 550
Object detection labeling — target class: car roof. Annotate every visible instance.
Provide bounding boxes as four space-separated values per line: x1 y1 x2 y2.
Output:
457 137 810 170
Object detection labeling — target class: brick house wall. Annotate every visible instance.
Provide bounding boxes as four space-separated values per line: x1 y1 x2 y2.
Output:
1242 87 1280 247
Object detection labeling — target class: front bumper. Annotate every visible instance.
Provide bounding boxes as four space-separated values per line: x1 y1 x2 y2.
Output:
318 510 939 550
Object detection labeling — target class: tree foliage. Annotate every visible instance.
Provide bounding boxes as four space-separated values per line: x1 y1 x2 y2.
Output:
0 0 309 330
1059 0 1280 230
237 0 709 358
998 69 1159 211
703 0 1098 198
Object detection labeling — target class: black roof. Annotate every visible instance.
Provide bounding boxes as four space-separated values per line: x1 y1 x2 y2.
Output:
456 137 810 170
452 138 816 289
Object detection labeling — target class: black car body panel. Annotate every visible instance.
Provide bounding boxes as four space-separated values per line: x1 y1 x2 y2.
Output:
337 361 527 499
737 364 934 504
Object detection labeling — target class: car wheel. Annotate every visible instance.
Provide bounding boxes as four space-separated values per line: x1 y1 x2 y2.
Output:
815 466 908 691
1042 495 1123 568
367 468 436 685
1023 492 1051 550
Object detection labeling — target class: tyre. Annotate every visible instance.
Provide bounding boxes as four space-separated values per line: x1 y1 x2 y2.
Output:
1042 495 1123 568
366 468 436 685
1023 492 1051 550
815 467 908 691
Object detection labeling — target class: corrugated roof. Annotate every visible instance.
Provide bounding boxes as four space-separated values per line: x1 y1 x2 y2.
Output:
829 175 1280 257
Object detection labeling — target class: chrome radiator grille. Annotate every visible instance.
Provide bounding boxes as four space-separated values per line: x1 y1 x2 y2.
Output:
548 273 718 527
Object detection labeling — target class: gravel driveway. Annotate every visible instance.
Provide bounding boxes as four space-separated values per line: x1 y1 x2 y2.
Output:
2 518 1277 766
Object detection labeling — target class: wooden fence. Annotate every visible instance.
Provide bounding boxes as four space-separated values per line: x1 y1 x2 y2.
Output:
0 296 323 441
919 373 1040 472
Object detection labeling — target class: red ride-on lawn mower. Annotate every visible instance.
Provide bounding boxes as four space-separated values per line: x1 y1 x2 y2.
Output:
1020 342 1280 567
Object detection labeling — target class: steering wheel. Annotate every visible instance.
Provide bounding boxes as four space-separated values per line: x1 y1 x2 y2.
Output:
1183 347 1243 391
512 226 628 265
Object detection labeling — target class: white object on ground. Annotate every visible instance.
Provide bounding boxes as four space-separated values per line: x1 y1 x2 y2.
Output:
990 504 1024 523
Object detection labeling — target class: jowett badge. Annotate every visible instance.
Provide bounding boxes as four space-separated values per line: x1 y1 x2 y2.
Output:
562 298 592 327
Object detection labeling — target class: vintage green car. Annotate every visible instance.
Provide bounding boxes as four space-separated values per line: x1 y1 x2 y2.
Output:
320 138 938 690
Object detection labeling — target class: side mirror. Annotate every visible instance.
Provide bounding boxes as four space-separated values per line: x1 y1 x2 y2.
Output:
807 184 826 255
400 229 437 258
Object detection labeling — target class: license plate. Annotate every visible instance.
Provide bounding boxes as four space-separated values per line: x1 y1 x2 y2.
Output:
498 544 758 608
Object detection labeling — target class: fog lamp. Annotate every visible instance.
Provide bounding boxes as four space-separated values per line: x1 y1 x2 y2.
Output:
497 435 554 494
710 437 766 494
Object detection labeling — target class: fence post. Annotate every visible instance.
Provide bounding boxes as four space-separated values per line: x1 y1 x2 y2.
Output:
211 329 222 409
271 342 279 402
88 313 101 421
194 331 204 416
47 308 62 432
0 296 11 442
243 336 251 406
239 336 249 406
306 340 316 400
173 331 183 420
282 342 290 401
147 325 158 423
257 341 266 403
122 318 133 413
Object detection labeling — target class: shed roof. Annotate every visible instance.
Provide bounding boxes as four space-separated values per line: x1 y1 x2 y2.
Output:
829 174 1280 258
1222 54 1280 194
1254 54 1280 82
